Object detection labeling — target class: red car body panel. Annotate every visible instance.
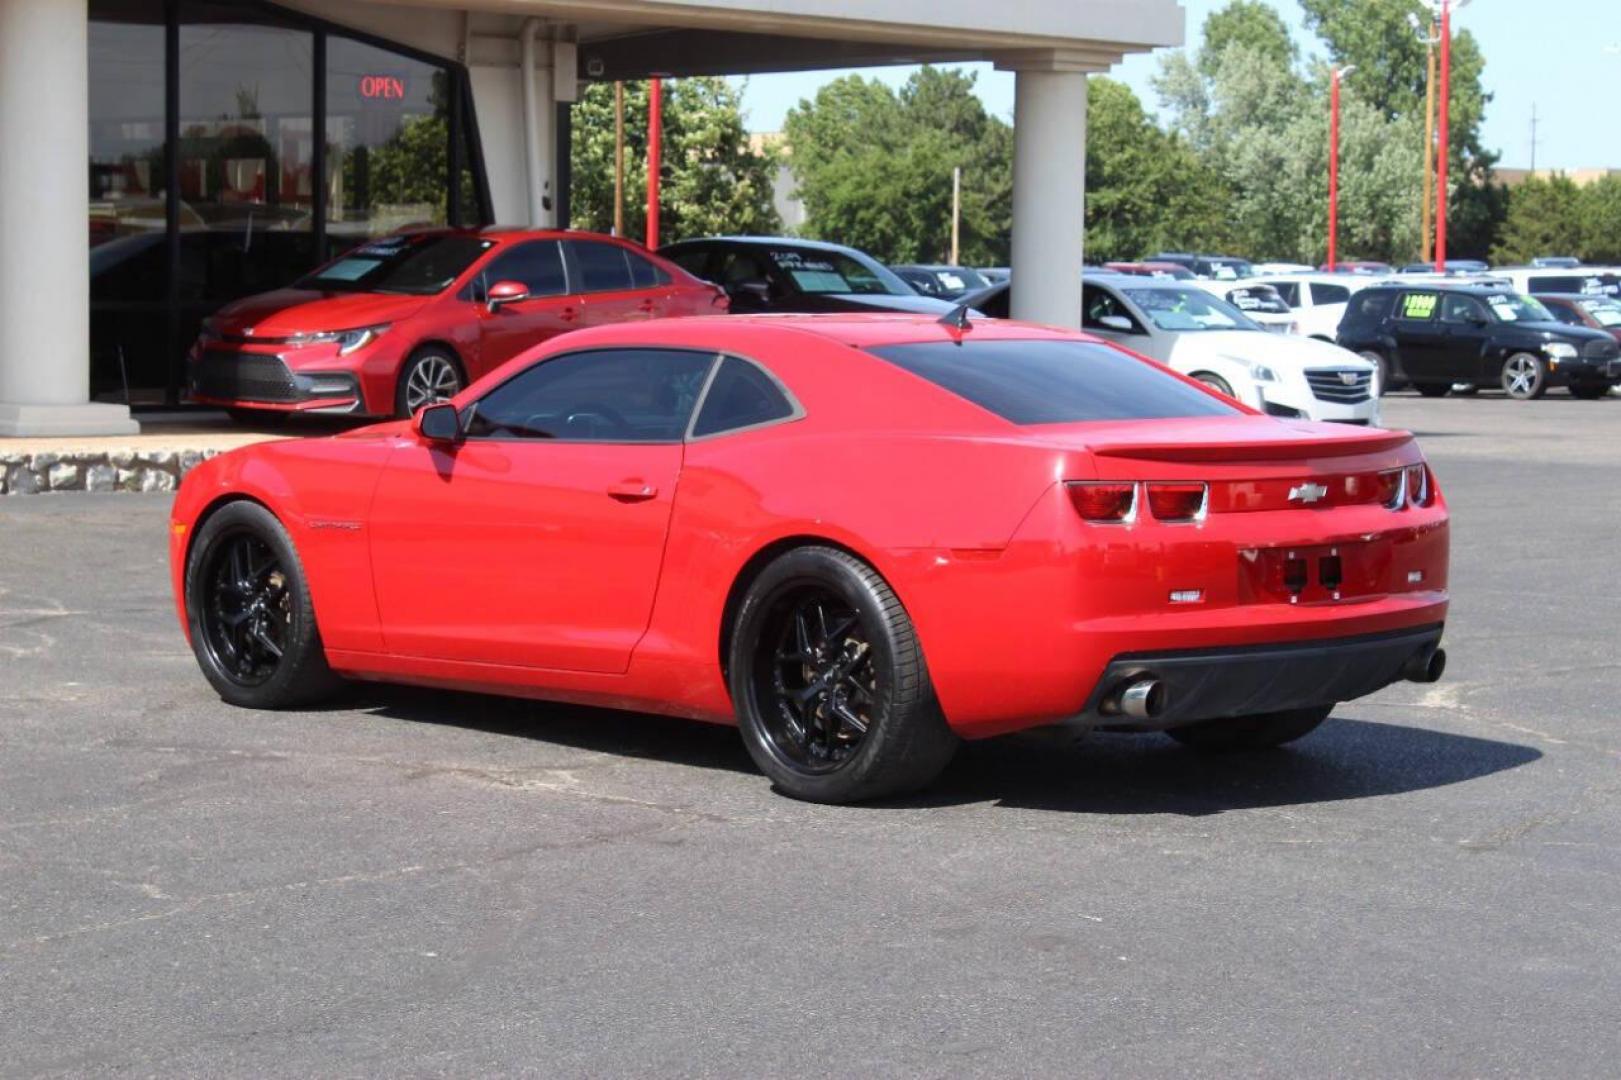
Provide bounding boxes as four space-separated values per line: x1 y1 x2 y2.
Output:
186 228 724 417
171 315 1449 739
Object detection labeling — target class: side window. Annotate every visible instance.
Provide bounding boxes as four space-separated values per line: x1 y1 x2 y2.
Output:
692 357 797 437
475 241 567 301
1398 292 1439 321
1082 285 1142 333
1545 303 1582 326
1272 281 1301 306
1313 282 1351 304
668 248 712 278
464 348 716 442
1440 294 1487 324
569 241 634 293
625 249 670 289
716 250 774 290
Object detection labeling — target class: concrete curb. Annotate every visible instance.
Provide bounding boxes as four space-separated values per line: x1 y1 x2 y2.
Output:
1 448 220 495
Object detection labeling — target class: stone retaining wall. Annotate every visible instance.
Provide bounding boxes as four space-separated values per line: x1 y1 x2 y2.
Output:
1 449 220 495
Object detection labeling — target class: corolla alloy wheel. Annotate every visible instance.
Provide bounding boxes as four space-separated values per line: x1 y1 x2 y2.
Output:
400 350 462 415
1501 352 1546 400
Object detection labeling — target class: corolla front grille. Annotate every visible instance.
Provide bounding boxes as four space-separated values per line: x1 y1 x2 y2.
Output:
1582 338 1618 359
1305 368 1373 404
191 351 300 403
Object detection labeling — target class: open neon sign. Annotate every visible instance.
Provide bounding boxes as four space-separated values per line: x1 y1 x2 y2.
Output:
359 75 407 100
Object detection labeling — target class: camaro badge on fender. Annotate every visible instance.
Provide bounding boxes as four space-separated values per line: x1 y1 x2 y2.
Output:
1289 483 1329 504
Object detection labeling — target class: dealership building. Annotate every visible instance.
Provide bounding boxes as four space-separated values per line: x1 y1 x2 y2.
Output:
0 0 1182 435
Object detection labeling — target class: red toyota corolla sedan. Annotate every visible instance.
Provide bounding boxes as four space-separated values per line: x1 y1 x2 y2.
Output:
169 314 1450 803
186 228 723 421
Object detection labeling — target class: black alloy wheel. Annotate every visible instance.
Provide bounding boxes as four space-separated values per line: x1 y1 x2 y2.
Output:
759 586 877 774
729 546 957 803
185 500 339 708
200 530 290 687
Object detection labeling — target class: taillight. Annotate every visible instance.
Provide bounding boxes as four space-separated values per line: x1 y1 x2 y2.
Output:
1067 481 1136 523
1406 464 1432 507
1146 482 1208 522
1376 469 1405 509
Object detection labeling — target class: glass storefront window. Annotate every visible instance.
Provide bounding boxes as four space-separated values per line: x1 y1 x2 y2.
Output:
87 0 488 404
327 36 449 244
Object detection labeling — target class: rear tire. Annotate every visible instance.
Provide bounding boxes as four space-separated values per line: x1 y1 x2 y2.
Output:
1500 352 1547 400
1451 382 1480 396
1415 383 1451 398
1165 705 1332 752
728 546 958 803
184 500 340 709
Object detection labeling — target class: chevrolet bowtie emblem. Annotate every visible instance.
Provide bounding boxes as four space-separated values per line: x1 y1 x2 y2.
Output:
1289 483 1329 504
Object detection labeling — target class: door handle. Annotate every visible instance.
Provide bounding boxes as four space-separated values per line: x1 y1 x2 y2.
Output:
638 299 657 313
560 306 579 322
607 480 658 502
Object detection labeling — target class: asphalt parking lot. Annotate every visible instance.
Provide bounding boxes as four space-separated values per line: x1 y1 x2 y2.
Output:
3 392 1620 1077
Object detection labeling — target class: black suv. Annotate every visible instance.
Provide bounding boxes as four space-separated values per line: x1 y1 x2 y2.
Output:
1336 284 1621 400
657 236 958 316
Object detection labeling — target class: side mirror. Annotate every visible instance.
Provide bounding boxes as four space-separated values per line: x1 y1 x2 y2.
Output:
1097 314 1136 332
413 402 463 444
486 279 529 312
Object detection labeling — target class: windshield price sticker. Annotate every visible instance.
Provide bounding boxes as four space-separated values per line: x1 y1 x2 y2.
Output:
1401 293 1439 319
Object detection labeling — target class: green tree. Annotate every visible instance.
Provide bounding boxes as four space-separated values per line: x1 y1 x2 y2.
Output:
1085 77 1230 260
783 67 1012 264
1578 176 1621 264
1299 0 1499 257
1199 0 1297 77
570 77 781 246
1490 175 1586 265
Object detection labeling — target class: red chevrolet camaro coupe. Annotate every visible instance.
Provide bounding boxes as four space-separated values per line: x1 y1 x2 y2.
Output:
187 228 723 421
170 314 1450 803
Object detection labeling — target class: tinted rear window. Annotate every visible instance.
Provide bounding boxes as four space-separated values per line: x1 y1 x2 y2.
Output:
868 339 1239 425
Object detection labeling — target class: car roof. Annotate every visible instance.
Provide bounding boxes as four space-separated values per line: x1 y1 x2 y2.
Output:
554 311 1087 351
663 235 864 255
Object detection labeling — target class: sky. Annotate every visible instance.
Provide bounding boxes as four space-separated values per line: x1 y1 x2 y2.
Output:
729 0 1621 172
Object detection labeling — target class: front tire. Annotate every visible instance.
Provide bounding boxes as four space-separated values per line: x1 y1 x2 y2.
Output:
1165 705 1332 752
1192 372 1236 398
396 347 464 418
1500 352 1547 400
728 546 958 803
1358 351 1391 396
184 500 340 709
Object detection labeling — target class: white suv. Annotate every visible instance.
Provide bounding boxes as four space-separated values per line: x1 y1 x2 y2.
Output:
1248 273 1366 341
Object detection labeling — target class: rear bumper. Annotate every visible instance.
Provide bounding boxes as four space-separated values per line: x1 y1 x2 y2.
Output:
1067 623 1444 731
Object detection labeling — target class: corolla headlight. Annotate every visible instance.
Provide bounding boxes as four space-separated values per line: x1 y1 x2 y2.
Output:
1542 342 1578 360
286 323 391 355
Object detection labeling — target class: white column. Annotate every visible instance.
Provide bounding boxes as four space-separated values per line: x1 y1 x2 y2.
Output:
0 0 137 435
998 53 1101 330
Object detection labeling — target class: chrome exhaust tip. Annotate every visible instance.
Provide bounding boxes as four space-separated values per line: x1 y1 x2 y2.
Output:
1118 678 1168 720
1402 647 1447 684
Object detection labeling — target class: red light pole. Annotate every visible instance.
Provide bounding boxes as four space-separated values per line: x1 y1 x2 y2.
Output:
1328 65 1354 272
645 77 663 250
1432 0 1469 271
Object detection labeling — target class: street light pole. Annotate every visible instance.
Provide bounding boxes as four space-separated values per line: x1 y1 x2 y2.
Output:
1411 16 1438 265
1328 65 1354 272
646 77 662 250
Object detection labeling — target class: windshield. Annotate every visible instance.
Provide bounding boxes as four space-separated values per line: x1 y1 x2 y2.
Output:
768 248 910 296
1483 292 1554 323
1223 285 1291 316
1579 298 1621 327
1124 287 1263 332
926 267 988 295
298 234 494 295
